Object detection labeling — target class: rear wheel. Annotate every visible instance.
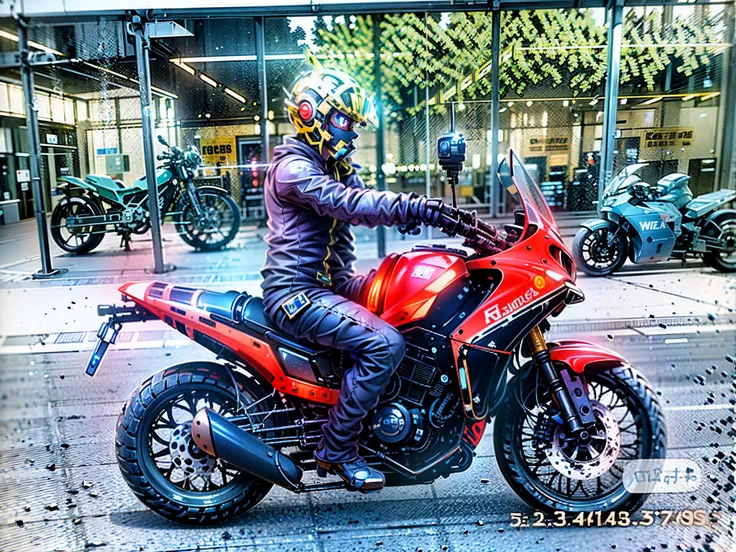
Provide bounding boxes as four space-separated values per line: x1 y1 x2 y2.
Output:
494 365 666 514
175 189 241 252
573 225 627 276
702 212 736 272
115 362 278 524
50 195 105 254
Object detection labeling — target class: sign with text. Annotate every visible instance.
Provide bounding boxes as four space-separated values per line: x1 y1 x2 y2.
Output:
200 136 237 168
641 127 694 151
525 131 571 156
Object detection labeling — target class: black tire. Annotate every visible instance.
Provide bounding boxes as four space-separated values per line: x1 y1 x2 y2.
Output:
50 195 105 254
175 188 241 252
494 364 666 514
115 361 277 524
702 211 736 273
573 225 627 277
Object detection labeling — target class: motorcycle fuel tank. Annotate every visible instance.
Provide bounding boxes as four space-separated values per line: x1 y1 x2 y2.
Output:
368 247 469 327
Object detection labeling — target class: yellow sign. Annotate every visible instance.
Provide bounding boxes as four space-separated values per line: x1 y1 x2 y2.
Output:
200 136 237 168
525 131 571 156
640 127 694 150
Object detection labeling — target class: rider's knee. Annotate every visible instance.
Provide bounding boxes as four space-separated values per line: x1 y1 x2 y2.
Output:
384 328 406 369
358 326 405 371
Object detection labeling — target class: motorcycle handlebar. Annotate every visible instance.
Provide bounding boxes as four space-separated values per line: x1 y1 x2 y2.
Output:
433 204 508 254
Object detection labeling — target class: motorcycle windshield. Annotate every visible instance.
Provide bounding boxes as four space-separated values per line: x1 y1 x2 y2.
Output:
604 163 649 197
499 149 560 242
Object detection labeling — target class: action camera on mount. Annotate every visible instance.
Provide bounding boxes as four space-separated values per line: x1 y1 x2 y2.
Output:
438 130 466 208
437 131 466 173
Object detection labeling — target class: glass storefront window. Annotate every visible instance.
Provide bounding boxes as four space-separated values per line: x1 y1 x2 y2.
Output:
614 4 729 197
0 6 732 222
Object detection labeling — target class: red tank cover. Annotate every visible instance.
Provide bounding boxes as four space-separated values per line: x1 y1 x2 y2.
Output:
378 250 468 326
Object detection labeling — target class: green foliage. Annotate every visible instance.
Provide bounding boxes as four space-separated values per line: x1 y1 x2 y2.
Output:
312 9 722 116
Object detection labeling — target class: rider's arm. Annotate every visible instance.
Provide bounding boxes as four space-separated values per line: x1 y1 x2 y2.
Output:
275 159 430 228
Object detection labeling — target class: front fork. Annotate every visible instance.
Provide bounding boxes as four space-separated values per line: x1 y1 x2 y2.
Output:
527 326 597 436
184 177 203 218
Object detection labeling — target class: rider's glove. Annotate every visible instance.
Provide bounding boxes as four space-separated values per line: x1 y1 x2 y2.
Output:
417 198 507 254
397 221 422 236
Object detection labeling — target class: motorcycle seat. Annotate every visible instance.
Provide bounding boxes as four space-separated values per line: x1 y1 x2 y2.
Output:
86 174 126 191
196 289 321 354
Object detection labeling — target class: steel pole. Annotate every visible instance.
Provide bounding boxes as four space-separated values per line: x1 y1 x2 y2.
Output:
133 19 170 274
599 0 624 208
373 13 386 258
424 65 432 240
18 18 61 279
718 3 735 190
255 17 270 167
424 13 432 240
490 9 501 217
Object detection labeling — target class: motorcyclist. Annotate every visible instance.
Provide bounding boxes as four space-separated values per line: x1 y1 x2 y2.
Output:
260 53 501 492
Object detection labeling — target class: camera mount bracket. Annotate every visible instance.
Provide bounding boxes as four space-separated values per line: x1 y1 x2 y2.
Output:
437 102 466 208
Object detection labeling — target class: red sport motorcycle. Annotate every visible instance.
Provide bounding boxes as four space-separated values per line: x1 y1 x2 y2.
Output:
87 150 666 524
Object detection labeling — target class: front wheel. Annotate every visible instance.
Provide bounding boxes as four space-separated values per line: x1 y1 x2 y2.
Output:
115 362 277 524
175 188 241 252
573 225 627 276
494 364 666 514
702 211 736 272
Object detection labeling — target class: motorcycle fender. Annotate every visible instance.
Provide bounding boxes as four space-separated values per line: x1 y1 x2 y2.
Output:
548 339 627 374
196 185 230 195
704 208 736 230
580 218 619 233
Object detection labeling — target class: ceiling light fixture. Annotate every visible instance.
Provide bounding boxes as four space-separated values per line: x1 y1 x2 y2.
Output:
224 88 246 103
171 59 196 76
640 96 663 105
199 74 219 88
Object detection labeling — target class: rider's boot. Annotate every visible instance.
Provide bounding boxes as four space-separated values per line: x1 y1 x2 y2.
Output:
316 455 385 493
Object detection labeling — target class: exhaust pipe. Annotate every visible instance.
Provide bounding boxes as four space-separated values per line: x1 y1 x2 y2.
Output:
191 408 303 490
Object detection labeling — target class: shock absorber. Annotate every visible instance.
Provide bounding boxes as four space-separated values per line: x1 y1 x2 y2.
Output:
527 326 592 437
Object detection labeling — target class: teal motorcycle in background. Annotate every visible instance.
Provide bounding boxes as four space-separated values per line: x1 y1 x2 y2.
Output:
50 136 241 254
573 164 736 276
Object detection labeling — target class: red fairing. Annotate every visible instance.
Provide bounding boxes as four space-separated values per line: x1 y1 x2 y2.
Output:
117 282 340 405
548 339 627 373
451 228 574 345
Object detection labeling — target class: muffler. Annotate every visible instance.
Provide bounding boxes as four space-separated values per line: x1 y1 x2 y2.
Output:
191 408 303 490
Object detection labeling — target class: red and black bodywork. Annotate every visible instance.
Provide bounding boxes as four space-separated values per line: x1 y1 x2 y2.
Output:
88 150 630 490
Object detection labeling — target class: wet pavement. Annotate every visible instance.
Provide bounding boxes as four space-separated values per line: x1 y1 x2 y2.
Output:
0 218 735 552
0 325 734 552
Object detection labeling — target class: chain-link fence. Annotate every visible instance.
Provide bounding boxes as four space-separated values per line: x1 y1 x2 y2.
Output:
0 6 731 227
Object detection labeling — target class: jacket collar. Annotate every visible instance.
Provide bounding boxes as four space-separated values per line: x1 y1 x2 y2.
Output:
276 136 327 168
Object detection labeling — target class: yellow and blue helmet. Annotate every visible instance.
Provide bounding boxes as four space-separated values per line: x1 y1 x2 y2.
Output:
286 51 378 161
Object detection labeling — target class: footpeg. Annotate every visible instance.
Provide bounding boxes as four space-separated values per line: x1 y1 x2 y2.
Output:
316 457 385 493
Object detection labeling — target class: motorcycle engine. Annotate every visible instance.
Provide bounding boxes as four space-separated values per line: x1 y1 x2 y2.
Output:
371 403 424 445
121 206 150 234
